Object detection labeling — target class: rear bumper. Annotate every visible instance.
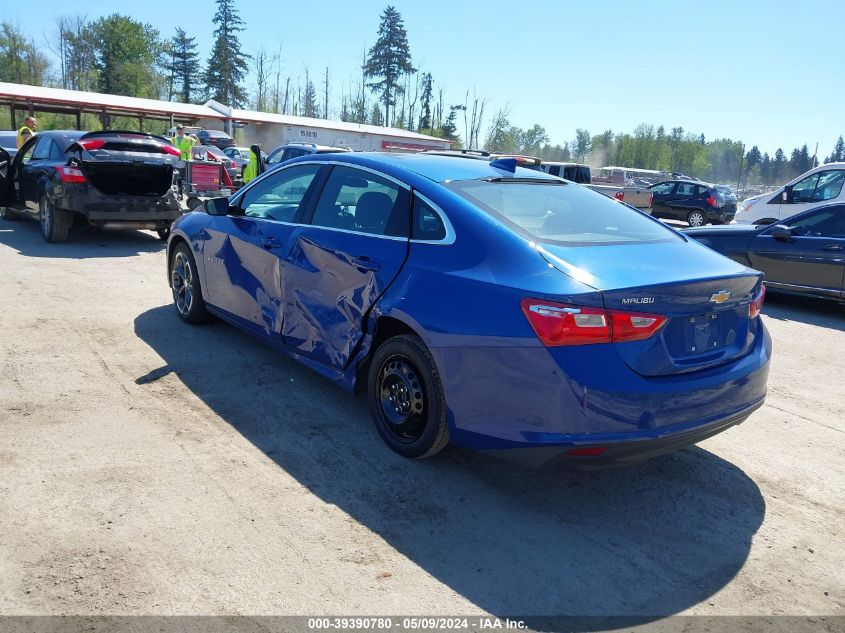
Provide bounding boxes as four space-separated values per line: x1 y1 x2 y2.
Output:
483 402 761 468
433 322 771 466
58 188 183 223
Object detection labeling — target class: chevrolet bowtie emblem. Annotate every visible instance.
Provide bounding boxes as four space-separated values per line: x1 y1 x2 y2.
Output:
709 290 732 304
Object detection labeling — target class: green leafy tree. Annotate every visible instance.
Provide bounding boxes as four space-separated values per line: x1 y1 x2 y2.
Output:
204 0 250 106
1 22 52 85
521 124 549 155
166 28 200 103
364 5 416 126
572 128 592 163
90 15 162 98
484 108 519 153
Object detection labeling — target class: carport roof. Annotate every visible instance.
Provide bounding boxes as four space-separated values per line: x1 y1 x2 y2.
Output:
209 101 448 143
0 82 225 121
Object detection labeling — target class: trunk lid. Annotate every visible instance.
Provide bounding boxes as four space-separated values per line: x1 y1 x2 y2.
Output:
68 134 177 198
538 241 764 376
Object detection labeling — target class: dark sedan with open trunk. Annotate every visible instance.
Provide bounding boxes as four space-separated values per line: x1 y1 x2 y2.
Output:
0 130 183 242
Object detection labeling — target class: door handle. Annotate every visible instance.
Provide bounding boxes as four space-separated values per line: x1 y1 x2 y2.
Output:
821 244 843 251
352 256 380 272
260 236 283 249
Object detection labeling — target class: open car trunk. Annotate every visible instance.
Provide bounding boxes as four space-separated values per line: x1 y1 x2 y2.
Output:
80 160 174 197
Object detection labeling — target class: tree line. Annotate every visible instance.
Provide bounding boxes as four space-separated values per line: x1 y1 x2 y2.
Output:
1 2 842 187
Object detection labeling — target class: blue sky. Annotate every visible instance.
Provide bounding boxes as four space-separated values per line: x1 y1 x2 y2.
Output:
11 0 844 157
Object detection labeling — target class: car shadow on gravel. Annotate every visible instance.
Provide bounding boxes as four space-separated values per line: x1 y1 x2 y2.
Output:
762 291 845 331
0 217 165 258
135 305 766 621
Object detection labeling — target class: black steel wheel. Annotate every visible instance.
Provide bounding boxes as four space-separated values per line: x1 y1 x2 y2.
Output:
368 334 449 458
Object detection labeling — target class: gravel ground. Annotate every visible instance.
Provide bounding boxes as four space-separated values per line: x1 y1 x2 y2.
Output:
0 219 842 620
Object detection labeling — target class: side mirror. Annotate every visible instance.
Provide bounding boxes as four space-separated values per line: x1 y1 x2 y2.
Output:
781 185 793 203
770 224 792 241
203 197 231 216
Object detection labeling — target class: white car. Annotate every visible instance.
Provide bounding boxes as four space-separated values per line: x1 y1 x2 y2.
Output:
734 162 845 224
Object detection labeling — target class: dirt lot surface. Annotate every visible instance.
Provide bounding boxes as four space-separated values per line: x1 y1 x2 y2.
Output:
0 220 842 619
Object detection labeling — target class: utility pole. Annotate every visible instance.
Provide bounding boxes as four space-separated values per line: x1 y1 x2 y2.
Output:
813 142 819 168
736 143 745 190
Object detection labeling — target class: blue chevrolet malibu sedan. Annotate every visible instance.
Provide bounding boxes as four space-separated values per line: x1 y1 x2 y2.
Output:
166 153 771 467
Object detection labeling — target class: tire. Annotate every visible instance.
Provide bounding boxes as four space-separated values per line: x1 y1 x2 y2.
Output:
1 206 20 221
170 242 210 324
39 195 72 243
687 210 706 227
367 334 449 459
157 227 171 241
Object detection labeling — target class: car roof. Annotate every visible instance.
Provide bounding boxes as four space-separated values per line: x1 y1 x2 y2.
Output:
296 151 561 183
655 179 714 187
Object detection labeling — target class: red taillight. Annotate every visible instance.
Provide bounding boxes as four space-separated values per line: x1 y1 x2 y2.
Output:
614 190 624 201
78 139 106 150
521 299 667 347
649 193 654 207
706 195 717 207
161 144 181 157
749 285 766 319
56 166 86 184
609 311 668 342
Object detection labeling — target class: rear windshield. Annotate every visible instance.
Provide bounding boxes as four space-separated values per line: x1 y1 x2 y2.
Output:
447 179 682 245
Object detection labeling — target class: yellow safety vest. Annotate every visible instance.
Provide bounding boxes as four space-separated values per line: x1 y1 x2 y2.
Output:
171 134 195 160
17 125 34 149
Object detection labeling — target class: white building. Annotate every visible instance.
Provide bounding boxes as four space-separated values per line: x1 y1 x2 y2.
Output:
199 100 451 153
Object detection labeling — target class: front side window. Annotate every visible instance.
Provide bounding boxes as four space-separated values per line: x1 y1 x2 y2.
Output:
791 173 821 203
310 166 410 237
650 182 675 195
239 164 321 222
448 179 681 245
782 206 845 238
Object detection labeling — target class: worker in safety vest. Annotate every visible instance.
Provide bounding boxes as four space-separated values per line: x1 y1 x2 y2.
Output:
242 144 265 184
17 116 37 149
170 124 196 160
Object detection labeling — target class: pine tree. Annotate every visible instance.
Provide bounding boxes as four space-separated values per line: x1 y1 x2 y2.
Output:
204 0 250 106
364 6 416 126
830 136 844 163
418 72 433 131
167 28 200 103
370 103 384 126
301 69 319 118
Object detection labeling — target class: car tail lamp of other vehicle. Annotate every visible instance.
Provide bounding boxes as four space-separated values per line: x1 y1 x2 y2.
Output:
749 285 766 319
707 190 718 207
649 192 654 207
614 191 625 201
521 299 667 346
56 165 86 184
77 139 106 151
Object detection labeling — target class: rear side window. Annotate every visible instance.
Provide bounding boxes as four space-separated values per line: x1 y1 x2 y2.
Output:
676 183 697 196
412 196 446 240
546 166 561 177
311 165 410 237
49 140 63 160
696 185 710 196
447 179 680 245
31 137 53 160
